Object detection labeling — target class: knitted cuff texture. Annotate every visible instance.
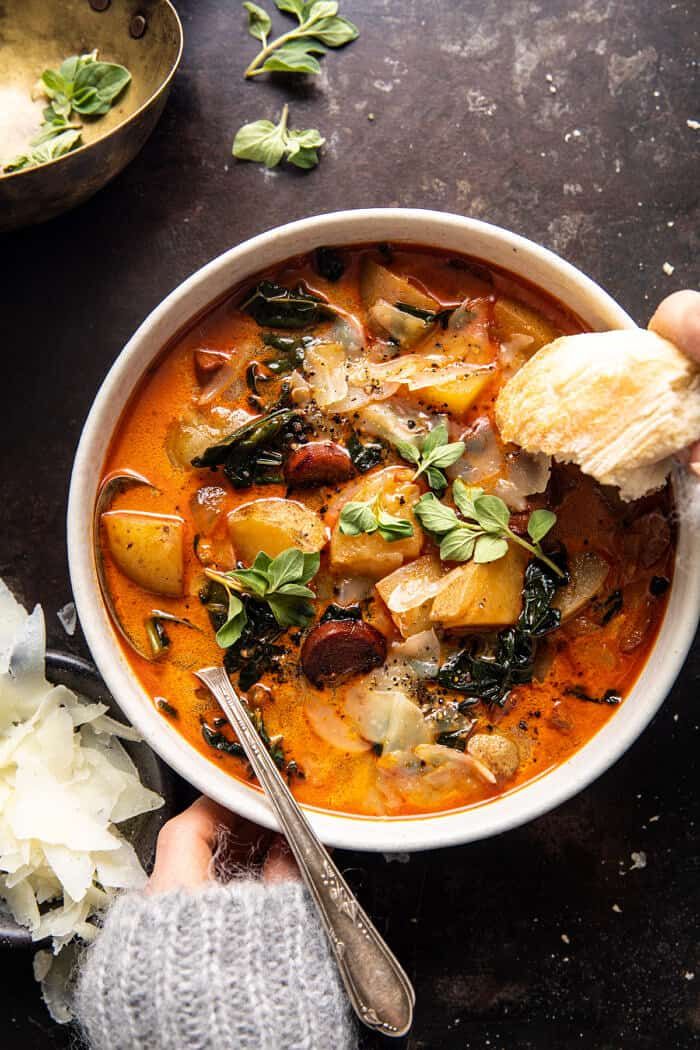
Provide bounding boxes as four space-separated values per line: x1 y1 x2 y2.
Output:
74 879 357 1050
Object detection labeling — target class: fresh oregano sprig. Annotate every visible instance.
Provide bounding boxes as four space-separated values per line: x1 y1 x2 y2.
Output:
395 423 465 495
205 547 320 648
339 497 414 542
242 0 359 78
414 478 562 575
40 49 131 119
233 103 324 169
3 50 131 174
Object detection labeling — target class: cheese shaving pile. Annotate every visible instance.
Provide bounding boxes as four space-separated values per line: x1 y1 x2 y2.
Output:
0 580 163 1017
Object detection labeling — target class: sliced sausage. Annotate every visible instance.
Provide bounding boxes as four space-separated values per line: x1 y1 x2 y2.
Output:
285 441 354 488
301 619 387 686
194 349 228 380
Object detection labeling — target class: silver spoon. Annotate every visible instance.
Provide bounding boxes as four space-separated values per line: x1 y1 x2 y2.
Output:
195 665 415 1038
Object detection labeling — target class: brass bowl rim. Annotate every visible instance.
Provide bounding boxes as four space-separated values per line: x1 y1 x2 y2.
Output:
1 0 183 183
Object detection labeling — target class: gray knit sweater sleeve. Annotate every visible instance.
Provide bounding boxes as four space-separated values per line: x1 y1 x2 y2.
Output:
74 880 357 1050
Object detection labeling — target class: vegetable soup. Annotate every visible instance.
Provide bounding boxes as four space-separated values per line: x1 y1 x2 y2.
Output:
98 244 674 816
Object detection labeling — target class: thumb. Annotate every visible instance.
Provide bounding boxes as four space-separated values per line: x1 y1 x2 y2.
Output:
147 796 239 894
648 289 700 364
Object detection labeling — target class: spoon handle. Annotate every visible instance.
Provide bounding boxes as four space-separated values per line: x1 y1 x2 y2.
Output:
195 665 414 1038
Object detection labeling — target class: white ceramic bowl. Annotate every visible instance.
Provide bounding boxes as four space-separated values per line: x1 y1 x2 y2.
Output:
68 209 700 852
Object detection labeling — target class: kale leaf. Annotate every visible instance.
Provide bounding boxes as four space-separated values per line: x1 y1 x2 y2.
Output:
320 603 362 623
437 557 565 707
262 332 313 374
347 433 385 473
241 281 330 329
191 407 300 488
314 246 346 282
517 561 562 637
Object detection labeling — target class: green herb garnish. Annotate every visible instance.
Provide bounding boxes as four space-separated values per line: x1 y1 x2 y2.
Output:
40 49 131 118
415 479 562 576
4 123 83 173
199 579 287 690
206 547 320 648
395 423 465 495
3 49 131 174
233 104 325 169
339 497 414 543
242 1 359 79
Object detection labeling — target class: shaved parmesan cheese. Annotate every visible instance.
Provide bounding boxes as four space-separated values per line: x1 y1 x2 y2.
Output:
57 602 77 637
0 582 163 1022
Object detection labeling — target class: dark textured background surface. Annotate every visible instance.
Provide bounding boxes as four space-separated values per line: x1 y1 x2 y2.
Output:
2 1 699 1047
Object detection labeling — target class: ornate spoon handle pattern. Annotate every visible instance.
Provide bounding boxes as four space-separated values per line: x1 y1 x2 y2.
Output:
195 665 415 1038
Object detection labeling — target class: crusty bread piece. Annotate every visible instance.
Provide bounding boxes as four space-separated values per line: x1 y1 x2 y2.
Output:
494 329 700 501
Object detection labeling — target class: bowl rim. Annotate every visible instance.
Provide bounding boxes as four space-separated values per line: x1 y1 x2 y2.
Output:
0 0 183 183
67 208 700 852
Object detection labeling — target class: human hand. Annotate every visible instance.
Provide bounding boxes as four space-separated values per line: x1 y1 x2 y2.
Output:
147 795 298 894
649 289 700 474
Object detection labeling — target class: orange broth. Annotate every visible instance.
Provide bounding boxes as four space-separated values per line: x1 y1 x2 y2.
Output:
100 245 673 817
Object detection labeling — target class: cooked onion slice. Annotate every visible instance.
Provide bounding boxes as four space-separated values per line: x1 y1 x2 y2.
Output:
345 684 432 754
553 551 609 621
305 697 373 754
304 342 348 407
390 629 440 679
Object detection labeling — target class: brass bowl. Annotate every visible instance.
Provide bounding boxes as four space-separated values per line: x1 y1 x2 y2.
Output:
0 0 183 232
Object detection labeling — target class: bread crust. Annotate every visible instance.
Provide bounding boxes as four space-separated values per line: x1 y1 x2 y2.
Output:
494 329 700 500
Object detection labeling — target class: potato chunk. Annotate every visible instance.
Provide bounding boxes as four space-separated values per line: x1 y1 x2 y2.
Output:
376 555 443 637
418 373 493 416
227 498 326 564
494 297 559 353
102 511 184 597
360 258 438 312
329 468 423 578
430 545 528 629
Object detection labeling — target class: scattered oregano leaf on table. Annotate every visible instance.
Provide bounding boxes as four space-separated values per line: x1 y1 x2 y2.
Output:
233 103 325 169
242 0 359 78
233 1 360 171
